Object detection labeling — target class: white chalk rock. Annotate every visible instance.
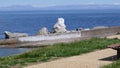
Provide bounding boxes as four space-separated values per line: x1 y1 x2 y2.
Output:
53 18 67 33
36 27 49 35
4 31 28 39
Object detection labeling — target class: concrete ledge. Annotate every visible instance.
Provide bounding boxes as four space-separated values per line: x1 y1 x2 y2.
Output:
18 32 81 42
0 26 120 48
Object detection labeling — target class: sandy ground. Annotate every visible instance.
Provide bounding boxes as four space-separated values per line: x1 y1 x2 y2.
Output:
24 49 116 68
24 35 120 68
107 35 120 39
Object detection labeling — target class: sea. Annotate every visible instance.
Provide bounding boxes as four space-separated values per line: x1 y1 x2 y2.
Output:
0 9 120 57
0 9 120 38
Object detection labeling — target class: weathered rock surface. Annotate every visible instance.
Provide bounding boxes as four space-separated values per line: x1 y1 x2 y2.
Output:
92 26 108 29
4 31 28 39
36 27 49 35
76 28 84 31
53 18 67 33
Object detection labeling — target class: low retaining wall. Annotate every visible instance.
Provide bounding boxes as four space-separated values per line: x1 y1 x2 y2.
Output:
81 26 120 38
1 26 120 48
10 26 120 42
18 32 81 42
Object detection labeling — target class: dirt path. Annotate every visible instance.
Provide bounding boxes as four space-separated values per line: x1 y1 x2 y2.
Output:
107 35 120 39
24 49 116 68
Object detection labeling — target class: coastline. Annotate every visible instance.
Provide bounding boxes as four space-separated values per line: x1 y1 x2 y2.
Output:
0 38 120 68
0 26 120 48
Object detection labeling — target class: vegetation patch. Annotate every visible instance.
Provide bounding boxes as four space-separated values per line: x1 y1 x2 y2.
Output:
116 32 120 35
0 38 120 68
101 60 120 68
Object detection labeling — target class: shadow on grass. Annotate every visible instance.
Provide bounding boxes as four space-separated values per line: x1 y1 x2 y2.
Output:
99 55 117 61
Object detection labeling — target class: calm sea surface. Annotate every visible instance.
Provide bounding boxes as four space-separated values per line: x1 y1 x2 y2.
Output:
0 10 120 38
0 48 31 57
0 9 120 57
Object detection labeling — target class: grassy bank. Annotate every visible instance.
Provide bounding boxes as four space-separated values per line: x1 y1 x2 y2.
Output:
0 38 120 68
102 60 120 68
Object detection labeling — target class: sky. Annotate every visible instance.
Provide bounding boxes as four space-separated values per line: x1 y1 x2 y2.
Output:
0 0 120 7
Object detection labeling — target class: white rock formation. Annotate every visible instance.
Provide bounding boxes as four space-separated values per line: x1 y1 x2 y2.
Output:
4 31 28 39
36 27 48 35
53 18 67 33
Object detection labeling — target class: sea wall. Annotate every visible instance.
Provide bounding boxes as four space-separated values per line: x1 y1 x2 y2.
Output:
1 26 120 48
18 32 81 42
81 26 120 38
19 26 120 42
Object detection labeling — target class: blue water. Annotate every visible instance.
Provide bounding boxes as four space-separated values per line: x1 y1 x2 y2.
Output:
0 48 31 57
0 9 120 57
0 10 120 39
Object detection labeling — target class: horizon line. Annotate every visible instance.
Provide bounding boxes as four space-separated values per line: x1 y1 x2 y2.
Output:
1 3 120 8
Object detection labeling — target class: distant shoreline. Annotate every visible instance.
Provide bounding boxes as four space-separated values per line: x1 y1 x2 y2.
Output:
0 9 120 12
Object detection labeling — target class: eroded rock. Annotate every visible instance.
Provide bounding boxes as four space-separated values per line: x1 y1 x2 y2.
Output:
36 27 49 35
52 18 67 33
4 31 28 39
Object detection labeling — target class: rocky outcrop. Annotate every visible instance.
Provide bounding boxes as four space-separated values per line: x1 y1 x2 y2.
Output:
52 18 67 33
36 27 49 35
4 31 28 39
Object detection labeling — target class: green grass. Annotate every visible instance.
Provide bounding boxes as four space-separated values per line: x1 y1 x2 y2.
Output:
101 60 120 68
0 38 120 68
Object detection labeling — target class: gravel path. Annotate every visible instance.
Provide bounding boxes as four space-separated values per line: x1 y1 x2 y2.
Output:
24 49 116 68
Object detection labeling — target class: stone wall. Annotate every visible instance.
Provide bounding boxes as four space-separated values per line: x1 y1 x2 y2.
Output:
81 26 120 38
1 26 120 47
18 32 81 42
19 26 120 42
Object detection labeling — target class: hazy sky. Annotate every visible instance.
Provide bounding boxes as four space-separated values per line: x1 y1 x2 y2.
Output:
0 0 120 7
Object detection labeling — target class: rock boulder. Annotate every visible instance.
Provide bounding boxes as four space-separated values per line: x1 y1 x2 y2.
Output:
4 31 28 39
36 27 49 35
53 18 67 33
